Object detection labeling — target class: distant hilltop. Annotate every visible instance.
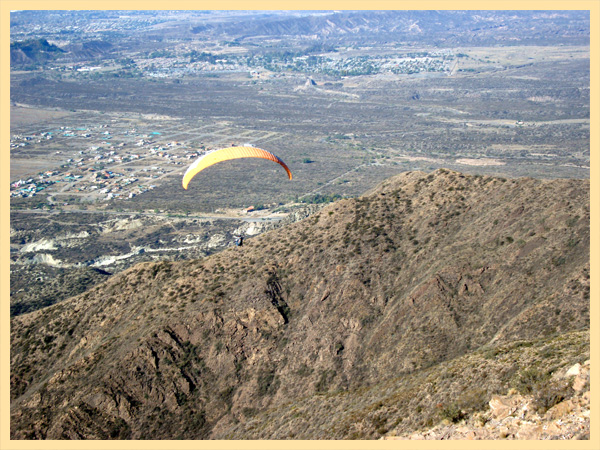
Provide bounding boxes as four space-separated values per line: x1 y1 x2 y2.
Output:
10 38 64 65
11 38 113 67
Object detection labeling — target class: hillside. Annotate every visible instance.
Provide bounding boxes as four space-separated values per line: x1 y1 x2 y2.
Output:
61 40 113 60
10 38 65 66
10 169 590 439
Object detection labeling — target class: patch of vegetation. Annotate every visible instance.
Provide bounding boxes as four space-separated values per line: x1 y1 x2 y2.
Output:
512 368 551 395
257 369 280 397
533 378 574 414
300 193 344 204
439 402 465 423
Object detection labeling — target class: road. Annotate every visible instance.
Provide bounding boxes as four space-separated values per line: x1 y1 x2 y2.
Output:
10 207 286 223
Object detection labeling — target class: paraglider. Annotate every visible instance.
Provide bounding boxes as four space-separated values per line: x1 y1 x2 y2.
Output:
182 146 292 190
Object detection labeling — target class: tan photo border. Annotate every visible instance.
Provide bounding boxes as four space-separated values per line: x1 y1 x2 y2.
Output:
1 1 598 449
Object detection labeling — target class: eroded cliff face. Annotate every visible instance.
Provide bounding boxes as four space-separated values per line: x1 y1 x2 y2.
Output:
10 169 590 439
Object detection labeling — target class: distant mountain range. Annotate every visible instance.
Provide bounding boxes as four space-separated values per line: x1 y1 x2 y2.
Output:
10 10 590 52
201 10 590 46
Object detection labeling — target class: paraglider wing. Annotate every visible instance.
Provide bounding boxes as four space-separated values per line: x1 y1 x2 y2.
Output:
182 146 293 189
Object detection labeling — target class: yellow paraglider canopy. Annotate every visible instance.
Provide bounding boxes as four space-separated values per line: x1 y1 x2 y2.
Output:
182 146 292 189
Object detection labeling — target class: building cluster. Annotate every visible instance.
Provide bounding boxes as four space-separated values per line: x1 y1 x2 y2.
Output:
63 46 457 80
302 52 454 76
10 175 56 198
140 56 250 78
10 131 55 148
227 49 457 77
10 122 203 203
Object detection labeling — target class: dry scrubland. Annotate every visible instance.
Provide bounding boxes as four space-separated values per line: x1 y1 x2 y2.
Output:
10 170 589 439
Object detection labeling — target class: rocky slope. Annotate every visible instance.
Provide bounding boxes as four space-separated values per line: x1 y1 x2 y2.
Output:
10 169 590 439
386 359 590 440
10 266 112 317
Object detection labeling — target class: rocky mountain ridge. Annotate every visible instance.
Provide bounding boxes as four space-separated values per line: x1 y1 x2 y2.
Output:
10 169 590 439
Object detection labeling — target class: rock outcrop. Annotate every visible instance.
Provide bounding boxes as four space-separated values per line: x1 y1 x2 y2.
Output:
387 361 590 440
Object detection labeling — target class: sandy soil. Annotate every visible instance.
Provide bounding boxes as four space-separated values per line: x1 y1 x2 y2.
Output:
455 158 506 166
11 104 73 127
